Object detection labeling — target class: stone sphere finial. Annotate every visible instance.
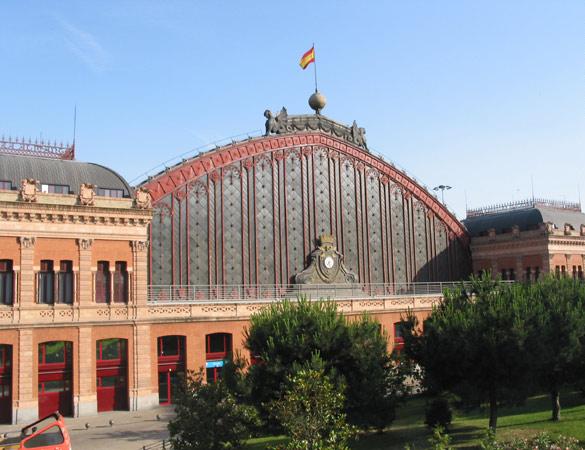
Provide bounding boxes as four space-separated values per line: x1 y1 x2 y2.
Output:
308 91 327 114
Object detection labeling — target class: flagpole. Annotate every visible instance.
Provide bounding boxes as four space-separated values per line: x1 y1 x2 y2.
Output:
313 43 318 93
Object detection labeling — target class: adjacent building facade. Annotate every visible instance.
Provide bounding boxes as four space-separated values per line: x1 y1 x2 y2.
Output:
464 199 585 280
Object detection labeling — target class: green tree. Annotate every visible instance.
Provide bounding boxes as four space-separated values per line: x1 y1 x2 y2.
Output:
245 297 401 429
168 371 260 450
526 276 585 421
402 274 534 431
269 365 356 450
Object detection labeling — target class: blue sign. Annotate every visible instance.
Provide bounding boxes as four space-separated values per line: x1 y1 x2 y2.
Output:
206 360 225 369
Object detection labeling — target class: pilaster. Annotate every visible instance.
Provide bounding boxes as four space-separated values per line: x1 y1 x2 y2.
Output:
15 328 36 423
77 239 93 304
18 237 35 306
131 324 158 410
131 241 149 306
76 326 97 416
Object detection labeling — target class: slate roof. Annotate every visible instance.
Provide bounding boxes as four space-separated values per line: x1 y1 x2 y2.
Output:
0 154 132 197
464 203 585 237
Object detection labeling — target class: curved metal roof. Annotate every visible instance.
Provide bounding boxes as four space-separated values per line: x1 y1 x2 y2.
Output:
139 117 469 243
464 205 585 237
0 154 132 197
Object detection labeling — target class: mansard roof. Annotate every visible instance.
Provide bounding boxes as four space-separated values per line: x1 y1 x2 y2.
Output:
464 199 585 237
0 153 132 197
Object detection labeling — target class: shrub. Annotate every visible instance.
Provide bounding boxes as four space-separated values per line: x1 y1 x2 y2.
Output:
269 365 355 450
168 371 260 450
424 397 452 429
427 426 452 450
480 431 584 450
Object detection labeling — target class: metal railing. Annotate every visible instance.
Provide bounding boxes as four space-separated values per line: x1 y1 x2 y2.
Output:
147 282 465 304
142 440 169 450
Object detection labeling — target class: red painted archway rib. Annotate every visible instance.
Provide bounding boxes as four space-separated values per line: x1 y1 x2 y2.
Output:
140 132 468 243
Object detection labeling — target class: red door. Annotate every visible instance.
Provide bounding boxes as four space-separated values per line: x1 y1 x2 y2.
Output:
96 339 128 412
0 345 11 423
157 336 185 405
96 369 128 412
38 342 73 418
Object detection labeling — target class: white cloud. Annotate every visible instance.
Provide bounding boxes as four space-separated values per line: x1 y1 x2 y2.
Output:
56 17 109 72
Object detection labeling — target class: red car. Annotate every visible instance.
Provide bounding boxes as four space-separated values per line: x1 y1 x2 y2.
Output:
0 412 71 450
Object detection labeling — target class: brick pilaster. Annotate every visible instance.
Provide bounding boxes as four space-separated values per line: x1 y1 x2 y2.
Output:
132 324 157 410
76 326 96 416
77 239 93 304
16 328 36 423
18 237 36 306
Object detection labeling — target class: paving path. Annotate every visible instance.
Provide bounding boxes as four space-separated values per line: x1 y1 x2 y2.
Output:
0 406 175 450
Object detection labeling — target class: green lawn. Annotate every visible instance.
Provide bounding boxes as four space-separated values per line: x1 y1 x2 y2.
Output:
246 390 585 449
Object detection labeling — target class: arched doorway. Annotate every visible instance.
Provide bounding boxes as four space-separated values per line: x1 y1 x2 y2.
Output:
157 335 185 405
205 333 232 382
96 339 128 412
38 341 73 417
0 344 12 423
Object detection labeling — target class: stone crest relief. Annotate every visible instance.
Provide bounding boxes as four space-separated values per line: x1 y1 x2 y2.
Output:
134 187 152 209
294 235 357 285
19 178 38 202
79 183 95 206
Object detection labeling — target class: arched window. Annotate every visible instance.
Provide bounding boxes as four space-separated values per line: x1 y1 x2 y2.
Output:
38 260 55 304
393 322 405 353
157 336 185 405
205 333 232 382
95 261 111 303
113 262 128 303
0 260 14 305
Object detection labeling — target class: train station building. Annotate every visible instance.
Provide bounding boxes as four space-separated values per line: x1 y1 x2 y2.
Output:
0 100 489 423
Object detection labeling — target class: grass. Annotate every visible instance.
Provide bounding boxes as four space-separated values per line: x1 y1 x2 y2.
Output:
246 390 585 449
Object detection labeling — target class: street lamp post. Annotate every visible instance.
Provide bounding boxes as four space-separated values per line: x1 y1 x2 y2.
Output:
433 185 452 204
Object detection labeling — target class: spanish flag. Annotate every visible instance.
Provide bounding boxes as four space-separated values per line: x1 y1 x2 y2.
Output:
299 46 315 70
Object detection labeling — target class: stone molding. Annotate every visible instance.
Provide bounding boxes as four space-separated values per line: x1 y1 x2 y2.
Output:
0 294 440 327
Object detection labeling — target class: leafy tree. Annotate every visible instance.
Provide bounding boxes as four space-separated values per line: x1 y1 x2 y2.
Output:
402 274 535 431
245 297 402 429
526 276 585 421
269 365 356 450
168 371 260 450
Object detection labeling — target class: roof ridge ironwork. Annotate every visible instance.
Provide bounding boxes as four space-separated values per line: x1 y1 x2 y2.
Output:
466 198 582 218
0 136 74 160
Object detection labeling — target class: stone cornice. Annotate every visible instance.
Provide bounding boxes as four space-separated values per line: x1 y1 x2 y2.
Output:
0 201 151 227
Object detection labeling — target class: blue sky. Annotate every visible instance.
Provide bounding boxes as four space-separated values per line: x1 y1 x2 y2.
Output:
1 1 583 218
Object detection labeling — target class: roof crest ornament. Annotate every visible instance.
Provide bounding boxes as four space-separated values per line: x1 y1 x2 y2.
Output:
263 108 369 151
